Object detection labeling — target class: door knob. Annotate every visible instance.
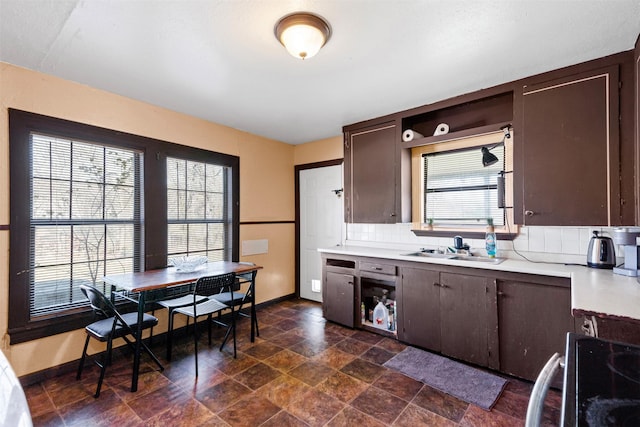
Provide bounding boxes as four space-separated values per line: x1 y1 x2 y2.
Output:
525 210 534 216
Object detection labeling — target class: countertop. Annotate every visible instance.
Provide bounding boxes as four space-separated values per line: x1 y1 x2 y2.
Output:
318 245 640 322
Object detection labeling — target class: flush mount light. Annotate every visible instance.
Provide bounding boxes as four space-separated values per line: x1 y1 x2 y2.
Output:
274 12 331 60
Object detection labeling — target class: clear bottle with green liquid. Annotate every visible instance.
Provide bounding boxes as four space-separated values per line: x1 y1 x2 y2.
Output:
485 218 497 258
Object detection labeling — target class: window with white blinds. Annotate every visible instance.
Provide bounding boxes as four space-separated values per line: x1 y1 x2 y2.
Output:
423 145 504 226
167 158 230 261
30 134 143 317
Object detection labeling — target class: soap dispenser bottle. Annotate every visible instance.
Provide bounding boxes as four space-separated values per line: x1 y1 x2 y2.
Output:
485 219 497 258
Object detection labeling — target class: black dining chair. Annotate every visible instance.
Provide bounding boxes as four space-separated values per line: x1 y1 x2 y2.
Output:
153 282 208 358
76 284 164 398
167 273 237 376
211 264 259 343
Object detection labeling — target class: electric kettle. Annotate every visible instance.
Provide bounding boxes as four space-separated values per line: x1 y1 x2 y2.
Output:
587 231 616 269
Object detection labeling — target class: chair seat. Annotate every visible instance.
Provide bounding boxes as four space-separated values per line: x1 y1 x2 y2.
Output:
86 312 158 341
156 294 207 309
211 291 246 305
173 298 229 318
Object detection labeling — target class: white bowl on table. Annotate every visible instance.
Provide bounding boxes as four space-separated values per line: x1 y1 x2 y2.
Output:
169 255 208 273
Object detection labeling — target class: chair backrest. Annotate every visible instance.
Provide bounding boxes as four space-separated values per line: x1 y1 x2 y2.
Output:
194 273 236 298
80 284 117 319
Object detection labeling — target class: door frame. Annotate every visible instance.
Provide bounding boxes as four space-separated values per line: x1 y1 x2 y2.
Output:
295 158 344 298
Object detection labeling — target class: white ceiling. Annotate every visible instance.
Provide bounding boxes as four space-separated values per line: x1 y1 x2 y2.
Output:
1 1 639 145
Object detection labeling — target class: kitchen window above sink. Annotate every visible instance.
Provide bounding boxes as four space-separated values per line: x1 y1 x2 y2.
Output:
410 129 518 240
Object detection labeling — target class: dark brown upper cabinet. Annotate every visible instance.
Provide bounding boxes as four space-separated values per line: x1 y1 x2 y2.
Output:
343 119 410 223
514 51 636 226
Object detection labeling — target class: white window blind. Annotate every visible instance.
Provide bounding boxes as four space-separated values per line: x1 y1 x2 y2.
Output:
30 133 143 317
167 157 230 261
423 146 504 226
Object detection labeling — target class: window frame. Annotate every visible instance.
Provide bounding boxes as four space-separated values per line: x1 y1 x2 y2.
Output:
411 130 517 238
9 109 239 343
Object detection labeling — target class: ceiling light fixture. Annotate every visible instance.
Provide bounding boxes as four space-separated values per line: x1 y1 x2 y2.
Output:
274 12 331 60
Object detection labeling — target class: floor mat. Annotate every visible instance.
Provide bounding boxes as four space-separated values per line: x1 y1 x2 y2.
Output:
383 346 508 410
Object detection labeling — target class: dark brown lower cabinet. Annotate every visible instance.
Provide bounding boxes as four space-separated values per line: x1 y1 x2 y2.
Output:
440 273 496 367
497 277 575 381
398 267 440 350
399 268 498 368
323 271 355 328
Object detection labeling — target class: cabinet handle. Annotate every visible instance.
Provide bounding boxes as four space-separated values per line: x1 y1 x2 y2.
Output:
525 210 535 216
390 213 396 217
497 291 506 297
433 282 441 287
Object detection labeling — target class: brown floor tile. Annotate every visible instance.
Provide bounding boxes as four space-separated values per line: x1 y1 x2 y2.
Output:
241 342 283 360
195 378 252 413
372 370 424 402
288 360 335 386
274 318 303 331
289 339 330 357
261 410 310 427
376 337 407 353
350 330 384 345
126 382 191 421
333 338 372 356
327 405 387 427
340 358 385 383
143 399 215 427
350 386 409 425
491 390 529 420
31 411 66 427
212 352 258 376
287 389 344 427
57 388 137 426
317 371 369 403
233 362 282 390
109 368 172 402
361 346 395 365
393 403 457 427
459 404 524 427
256 374 311 408
412 386 469 423
312 347 355 370
264 349 307 372
24 384 56 418
270 330 307 348
218 395 281 426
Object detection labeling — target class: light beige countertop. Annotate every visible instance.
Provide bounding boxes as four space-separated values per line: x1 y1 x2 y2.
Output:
319 245 640 322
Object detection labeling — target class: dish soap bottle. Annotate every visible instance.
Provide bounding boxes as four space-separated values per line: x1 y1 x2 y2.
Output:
485 218 497 258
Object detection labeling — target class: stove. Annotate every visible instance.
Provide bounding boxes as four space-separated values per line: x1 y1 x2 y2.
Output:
563 333 640 426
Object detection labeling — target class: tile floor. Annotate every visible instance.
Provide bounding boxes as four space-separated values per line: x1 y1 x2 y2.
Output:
24 299 562 426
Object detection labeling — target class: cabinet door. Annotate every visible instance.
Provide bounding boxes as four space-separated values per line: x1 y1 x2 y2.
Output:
439 273 491 366
519 66 619 225
497 279 574 381
324 271 355 328
398 267 440 350
345 123 397 223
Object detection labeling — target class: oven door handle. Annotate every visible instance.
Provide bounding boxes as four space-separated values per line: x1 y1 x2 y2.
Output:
525 352 564 427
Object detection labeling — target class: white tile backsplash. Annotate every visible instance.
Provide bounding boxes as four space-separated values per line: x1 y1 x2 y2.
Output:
343 223 624 265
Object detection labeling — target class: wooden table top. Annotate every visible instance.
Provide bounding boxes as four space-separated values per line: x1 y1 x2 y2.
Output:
103 261 263 293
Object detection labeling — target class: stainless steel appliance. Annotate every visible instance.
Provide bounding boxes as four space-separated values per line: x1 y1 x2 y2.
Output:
586 231 616 269
612 228 640 276
526 333 640 426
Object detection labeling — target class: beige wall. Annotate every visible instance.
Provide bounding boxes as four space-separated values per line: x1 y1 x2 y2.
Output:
0 62 308 376
294 135 343 165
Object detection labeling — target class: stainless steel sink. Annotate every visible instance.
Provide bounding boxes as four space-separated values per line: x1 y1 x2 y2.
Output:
402 251 456 259
402 251 506 264
448 255 506 264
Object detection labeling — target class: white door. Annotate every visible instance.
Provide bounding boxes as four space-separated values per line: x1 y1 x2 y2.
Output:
300 164 344 302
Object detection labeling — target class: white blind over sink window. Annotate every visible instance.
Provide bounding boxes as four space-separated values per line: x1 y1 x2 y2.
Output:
423 145 505 226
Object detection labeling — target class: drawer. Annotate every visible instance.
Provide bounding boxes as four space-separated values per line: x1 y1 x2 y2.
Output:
360 261 396 276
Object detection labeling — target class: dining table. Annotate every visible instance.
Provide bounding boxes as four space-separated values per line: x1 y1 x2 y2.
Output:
102 261 263 392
